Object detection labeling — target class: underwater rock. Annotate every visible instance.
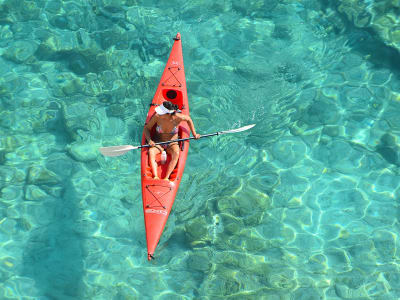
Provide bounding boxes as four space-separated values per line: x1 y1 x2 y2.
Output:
61 102 100 140
49 14 69 29
226 187 269 226
0 166 21 185
302 95 340 126
324 248 351 272
45 71 85 97
186 249 213 272
2 0 41 21
37 29 101 74
375 133 400 166
3 40 38 63
93 26 132 50
322 125 345 137
236 54 272 79
37 31 78 58
271 137 307 168
273 24 292 40
141 59 165 80
25 185 48 201
370 69 391 85
232 0 278 17
0 135 21 154
365 281 389 298
27 165 61 185
0 185 23 202
45 0 62 14
335 268 366 290
220 213 243 235
332 0 400 55
305 253 327 274
376 146 399 166
68 53 91 75
382 269 400 292
274 62 302 83
184 215 211 246
83 73 103 96
202 270 241 296
319 224 341 241
346 239 377 273
102 216 130 238
267 269 297 291
372 230 396 263
260 217 296 245
249 164 279 192
290 232 323 252
45 153 75 180
335 284 368 299
71 170 96 196
241 229 269 252
0 25 14 47
214 251 265 275
66 141 100 162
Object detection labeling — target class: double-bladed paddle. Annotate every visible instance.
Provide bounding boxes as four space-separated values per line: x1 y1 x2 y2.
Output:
99 124 255 157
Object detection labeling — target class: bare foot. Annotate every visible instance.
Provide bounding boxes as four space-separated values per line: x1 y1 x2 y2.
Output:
162 177 170 181
154 176 160 180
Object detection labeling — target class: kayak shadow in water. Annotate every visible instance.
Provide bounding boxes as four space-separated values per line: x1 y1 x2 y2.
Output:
375 133 400 167
21 175 85 298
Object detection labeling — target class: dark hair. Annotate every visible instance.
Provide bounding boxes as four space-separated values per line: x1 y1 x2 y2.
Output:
163 101 178 112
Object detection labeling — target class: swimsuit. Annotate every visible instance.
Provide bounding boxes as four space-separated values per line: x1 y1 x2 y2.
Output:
155 124 179 151
156 125 178 135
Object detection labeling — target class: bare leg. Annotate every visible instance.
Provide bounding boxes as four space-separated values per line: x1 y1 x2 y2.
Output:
164 144 179 180
149 146 162 179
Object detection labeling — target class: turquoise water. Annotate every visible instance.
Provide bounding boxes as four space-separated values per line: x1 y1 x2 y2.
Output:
1 0 400 299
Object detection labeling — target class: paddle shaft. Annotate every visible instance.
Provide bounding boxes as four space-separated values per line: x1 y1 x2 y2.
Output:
141 132 219 149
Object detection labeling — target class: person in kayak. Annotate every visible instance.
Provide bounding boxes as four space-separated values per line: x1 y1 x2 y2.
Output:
144 100 200 180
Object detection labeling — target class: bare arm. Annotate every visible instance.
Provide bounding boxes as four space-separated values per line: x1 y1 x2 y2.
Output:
180 114 200 138
144 114 158 145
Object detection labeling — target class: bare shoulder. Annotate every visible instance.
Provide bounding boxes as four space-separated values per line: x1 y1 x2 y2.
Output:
176 113 190 121
146 113 159 127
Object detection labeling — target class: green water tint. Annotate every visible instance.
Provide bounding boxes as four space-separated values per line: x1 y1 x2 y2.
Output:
1 0 400 298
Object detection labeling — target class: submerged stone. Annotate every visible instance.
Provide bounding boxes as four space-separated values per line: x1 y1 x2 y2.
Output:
335 284 368 299
184 215 211 246
325 248 351 272
50 15 69 29
45 0 62 14
372 230 396 263
271 137 307 168
27 165 61 185
0 185 23 202
3 40 38 63
306 253 327 274
186 249 212 272
302 96 340 125
61 102 99 140
68 53 91 75
25 185 48 201
66 141 100 162
220 213 243 235
376 146 399 166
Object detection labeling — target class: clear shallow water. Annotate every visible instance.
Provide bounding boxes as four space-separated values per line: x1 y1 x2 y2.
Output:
1 0 400 299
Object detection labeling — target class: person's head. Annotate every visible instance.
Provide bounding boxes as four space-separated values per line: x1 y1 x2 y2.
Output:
163 101 178 112
155 101 179 115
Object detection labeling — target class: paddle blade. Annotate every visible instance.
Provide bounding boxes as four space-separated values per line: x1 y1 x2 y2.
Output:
220 124 256 135
99 145 137 157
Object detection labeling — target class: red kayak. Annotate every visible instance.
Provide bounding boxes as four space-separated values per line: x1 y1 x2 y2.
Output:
140 33 190 261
